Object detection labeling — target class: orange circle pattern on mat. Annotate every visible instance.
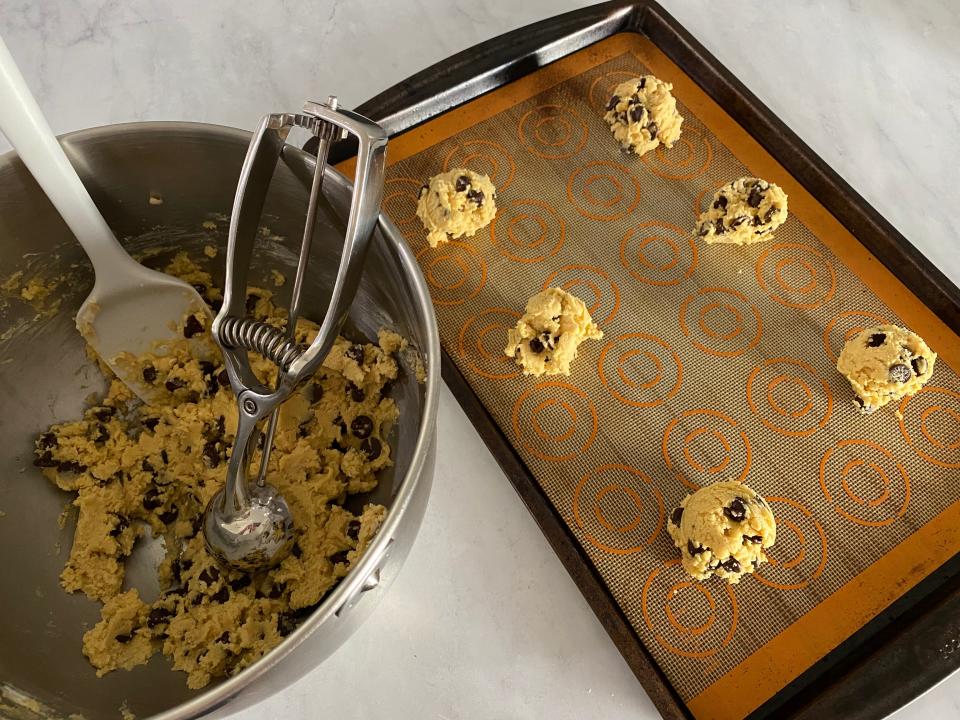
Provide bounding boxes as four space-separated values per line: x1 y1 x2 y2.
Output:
898 387 960 469
511 381 598 462
755 242 837 309
598 333 683 408
822 309 890 364
747 357 833 437
443 139 516 191
679 287 763 357
640 125 713 181
754 496 828 590
819 439 911 527
457 307 522 381
542 264 621 326
415 241 487 306
620 221 698 287
382 177 424 227
490 198 565 264
661 409 752 490
641 559 739 659
572 464 665 554
567 160 642 221
518 104 589 159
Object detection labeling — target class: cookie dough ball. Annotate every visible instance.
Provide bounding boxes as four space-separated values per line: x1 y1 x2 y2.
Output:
667 480 776 584
416 168 497 248
836 324 936 415
695 177 788 245
504 287 603 377
604 75 683 156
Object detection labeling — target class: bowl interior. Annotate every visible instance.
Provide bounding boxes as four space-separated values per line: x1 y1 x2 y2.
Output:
0 124 430 719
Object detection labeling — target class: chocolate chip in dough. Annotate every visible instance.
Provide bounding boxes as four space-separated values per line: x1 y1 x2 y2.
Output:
351 415 374 439
867 333 886 347
360 437 382 461
713 194 728 210
198 567 220 585
670 507 683 526
606 95 619 111
744 535 763 544
629 105 645 123
721 557 742 573
217 369 231 388
216 631 231 643
747 184 764 208
687 540 707 556
714 218 726 235
159 506 179 524
889 363 912 383
108 513 130 537
39 432 58 449
229 575 252 591
114 633 133 644
142 366 158 384
142 486 163 511
277 613 298 637
311 383 324 404
164 377 186 392
529 337 545 354
183 314 204 339
455 175 470 193
465 188 484 206
729 216 748 229
723 498 747 522
646 121 658 140
347 382 365 403
330 550 349 565
211 586 229 604
147 607 173 628
911 356 927 375
347 519 362 541
345 344 365 365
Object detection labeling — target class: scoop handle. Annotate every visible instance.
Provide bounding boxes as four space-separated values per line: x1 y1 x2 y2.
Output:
0 36 132 274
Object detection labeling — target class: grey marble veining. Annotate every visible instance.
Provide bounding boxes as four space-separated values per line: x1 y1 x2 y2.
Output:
1 1 958 719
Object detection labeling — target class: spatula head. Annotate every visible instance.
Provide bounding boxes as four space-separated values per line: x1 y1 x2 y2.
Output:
76 265 215 404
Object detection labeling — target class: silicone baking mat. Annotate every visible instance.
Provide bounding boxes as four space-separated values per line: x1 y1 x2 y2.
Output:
377 33 960 720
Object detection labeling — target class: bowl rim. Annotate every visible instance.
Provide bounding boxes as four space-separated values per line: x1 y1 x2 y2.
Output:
30 120 441 719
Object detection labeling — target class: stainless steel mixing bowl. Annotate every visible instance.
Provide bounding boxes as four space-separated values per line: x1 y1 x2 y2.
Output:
0 123 439 719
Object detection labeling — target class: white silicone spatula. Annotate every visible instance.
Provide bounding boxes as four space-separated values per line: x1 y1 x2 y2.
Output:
0 36 210 402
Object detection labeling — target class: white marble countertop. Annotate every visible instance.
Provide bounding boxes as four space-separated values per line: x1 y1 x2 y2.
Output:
3 1 959 718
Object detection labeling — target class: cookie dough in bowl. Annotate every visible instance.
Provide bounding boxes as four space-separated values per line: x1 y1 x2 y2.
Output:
416 168 497 247
667 480 777 584
604 75 683 156
504 287 603 376
695 177 788 245
836 324 937 415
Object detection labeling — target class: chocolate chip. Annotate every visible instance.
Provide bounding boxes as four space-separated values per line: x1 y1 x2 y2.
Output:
670 507 683 526
291 542 302 559
529 337 545 354
38 432 58 449
183 314 204 339
92 424 110 444
629 105 645 123
142 486 163 511
721 557 742 573
647 121 658 140
687 540 706 556
347 382 365 403
638 77 646 89
311 383 324 404
268 584 285 599
217 369 230 388
730 216 748 229
714 218 726 235
911 356 927 375
723 498 747 522
159 506 179 524
161 449 169 465
93 406 115 422
763 206 777 223
867 333 886 347
211 586 229 604
185 390 200 404
330 550 349 565
147 607 173 628
229 575 252 591
191 283 207 297
57 460 86 473
347 519 361 541
360 437 382 461
191 594 203 606
345 344 365 365
34 451 57 468
202 440 221 468
245 293 259 313
277 613 298 637
713 194 728 210
351 415 374 439
108 513 130 537
744 535 763 544
419 183 428 197
606 95 619 111
142 366 158 383
114 633 133 644
752 215 764 227
455 175 470 192
198 567 220 585
164 377 186 392
889 363 912 383
143 417 160 431
697 223 710 237
216 631 230 643
747 185 764 208
466 188 484 206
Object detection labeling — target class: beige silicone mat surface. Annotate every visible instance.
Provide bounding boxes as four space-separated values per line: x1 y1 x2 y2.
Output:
374 34 960 720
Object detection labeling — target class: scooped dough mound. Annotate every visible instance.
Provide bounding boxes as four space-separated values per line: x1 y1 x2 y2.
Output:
416 168 497 248
836 323 936 415
34 252 402 689
695 177 788 245
604 75 683 156
666 480 777 584
504 287 603 377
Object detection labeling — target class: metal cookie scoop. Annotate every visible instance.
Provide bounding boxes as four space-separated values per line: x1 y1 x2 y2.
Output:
203 97 387 572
